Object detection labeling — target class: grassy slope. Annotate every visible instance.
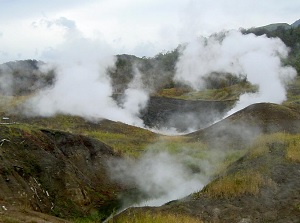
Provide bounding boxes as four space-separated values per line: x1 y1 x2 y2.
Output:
0 123 126 222
1 75 300 222
116 132 300 222
112 77 300 222
0 112 158 157
156 82 256 101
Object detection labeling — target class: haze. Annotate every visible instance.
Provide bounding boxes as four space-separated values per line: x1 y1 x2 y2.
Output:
0 0 300 62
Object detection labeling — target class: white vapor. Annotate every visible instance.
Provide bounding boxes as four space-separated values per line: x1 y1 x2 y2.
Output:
108 151 209 207
24 18 149 127
175 31 297 116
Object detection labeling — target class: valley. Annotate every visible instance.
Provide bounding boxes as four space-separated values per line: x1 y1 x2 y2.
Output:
0 21 300 222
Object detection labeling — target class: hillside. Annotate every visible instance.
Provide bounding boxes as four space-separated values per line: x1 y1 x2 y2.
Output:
115 132 300 222
0 60 55 96
250 23 291 32
292 19 300 27
188 103 300 149
0 124 127 221
0 19 300 222
1 82 300 222
112 103 300 222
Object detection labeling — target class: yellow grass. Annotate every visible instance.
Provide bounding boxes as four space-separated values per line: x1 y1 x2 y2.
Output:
110 211 203 223
286 138 300 162
199 171 273 199
251 133 300 162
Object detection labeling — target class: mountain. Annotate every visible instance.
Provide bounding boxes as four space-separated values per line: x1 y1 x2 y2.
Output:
291 19 300 27
1 20 300 221
246 18 300 32
256 23 291 31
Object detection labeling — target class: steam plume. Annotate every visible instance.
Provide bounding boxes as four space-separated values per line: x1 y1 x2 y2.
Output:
24 30 149 126
108 151 210 207
175 31 297 116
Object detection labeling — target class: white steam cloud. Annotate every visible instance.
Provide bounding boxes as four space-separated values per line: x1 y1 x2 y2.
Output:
175 30 297 116
108 151 210 207
24 20 149 127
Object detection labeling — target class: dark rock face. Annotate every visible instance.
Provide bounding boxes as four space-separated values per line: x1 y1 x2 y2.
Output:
0 126 122 220
141 96 233 132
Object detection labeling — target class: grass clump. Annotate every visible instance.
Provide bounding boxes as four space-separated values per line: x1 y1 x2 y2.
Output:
85 128 157 157
157 88 189 98
161 83 257 101
199 171 272 199
0 216 21 223
110 211 203 223
286 136 300 162
246 133 286 159
149 136 207 156
249 133 300 162
74 210 104 223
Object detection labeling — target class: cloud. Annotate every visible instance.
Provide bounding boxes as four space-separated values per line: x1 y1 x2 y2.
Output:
32 17 76 30
1 1 300 61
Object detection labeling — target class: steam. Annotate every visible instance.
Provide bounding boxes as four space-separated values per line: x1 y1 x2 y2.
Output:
23 26 149 126
108 150 210 207
0 66 13 96
175 30 297 116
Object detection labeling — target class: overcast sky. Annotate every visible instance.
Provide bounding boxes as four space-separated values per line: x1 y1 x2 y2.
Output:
0 0 299 63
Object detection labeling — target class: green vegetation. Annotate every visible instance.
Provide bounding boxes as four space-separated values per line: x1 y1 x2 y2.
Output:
157 80 257 101
285 135 300 162
73 210 104 223
110 211 203 223
85 130 156 157
2 115 158 157
285 76 300 105
0 95 30 112
0 216 20 223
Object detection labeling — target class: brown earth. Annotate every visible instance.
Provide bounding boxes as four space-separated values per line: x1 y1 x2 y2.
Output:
0 124 124 221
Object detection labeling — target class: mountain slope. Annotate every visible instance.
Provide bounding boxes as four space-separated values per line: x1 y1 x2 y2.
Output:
292 19 300 27
0 124 125 221
257 23 291 31
113 132 300 222
135 133 300 222
187 103 300 149
111 103 300 222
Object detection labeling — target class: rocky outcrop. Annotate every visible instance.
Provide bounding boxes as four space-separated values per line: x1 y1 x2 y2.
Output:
0 125 123 220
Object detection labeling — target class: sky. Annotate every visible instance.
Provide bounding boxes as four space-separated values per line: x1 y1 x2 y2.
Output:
0 0 299 63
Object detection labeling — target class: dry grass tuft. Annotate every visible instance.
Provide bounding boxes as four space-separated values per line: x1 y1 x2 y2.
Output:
199 171 273 199
286 137 300 162
110 211 203 223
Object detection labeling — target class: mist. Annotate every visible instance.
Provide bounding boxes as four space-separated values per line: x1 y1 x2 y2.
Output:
175 30 297 117
107 150 212 207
